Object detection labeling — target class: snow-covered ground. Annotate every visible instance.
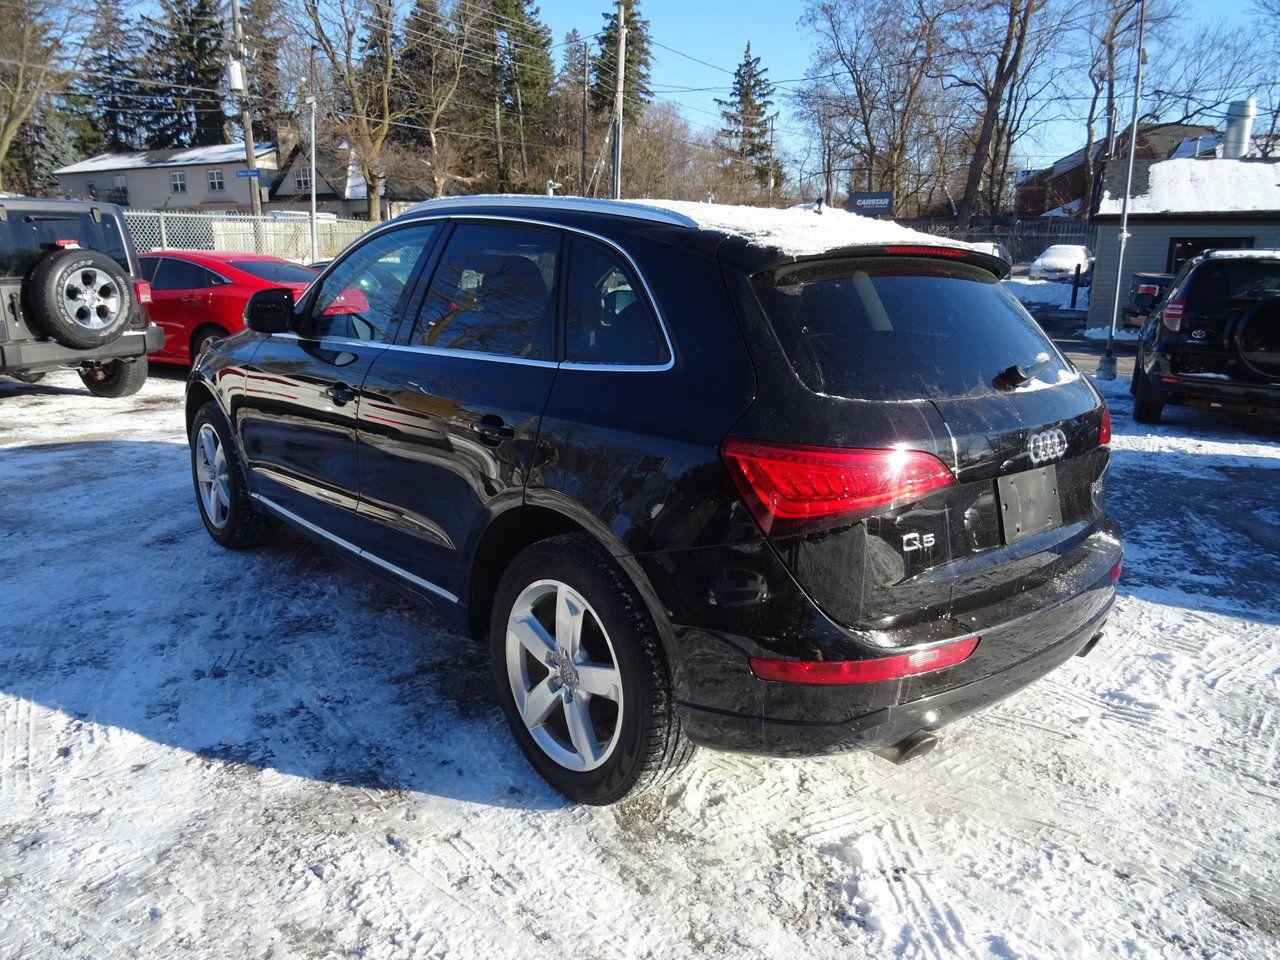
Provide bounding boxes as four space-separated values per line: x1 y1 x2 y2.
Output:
2 369 1278 959
1003 277 1090 311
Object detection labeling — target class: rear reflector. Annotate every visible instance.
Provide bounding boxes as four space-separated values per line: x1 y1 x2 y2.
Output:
721 438 955 534
883 245 968 258
1110 558 1123 585
1098 405 1111 446
134 280 153 304
749 636 980 685
1162 300 1185 333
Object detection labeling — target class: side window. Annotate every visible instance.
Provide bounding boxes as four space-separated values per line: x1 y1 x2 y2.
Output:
565 239 666 365
151 257 211 291
304 223 438 342
411 223 557 360
139 257 160 283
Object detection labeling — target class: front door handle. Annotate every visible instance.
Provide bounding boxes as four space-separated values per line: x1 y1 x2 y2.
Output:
324 382 356 406
471 416 515 442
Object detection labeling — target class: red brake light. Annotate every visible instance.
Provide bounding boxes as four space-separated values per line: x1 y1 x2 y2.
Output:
1161 299 1184 333
1098 406 1111 446
883 245 968 258
721 438 955 534
134 280 153 304
749 635 979 685
1137 283 1159 296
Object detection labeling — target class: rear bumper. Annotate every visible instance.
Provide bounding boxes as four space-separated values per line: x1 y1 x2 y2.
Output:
1141 362 1280 414
0 325 164 374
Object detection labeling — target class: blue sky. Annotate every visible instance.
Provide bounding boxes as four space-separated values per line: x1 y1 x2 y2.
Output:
538 0 1261 181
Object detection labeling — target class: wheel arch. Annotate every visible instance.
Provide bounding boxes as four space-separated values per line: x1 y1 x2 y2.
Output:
184 377 218 438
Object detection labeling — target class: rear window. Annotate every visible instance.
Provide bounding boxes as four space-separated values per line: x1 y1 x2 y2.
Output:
0 210 130 278
1184 259 1280 312
752 257 1072 401
228 259 319 284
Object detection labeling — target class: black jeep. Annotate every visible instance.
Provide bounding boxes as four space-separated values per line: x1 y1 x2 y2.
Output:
1 197 163 396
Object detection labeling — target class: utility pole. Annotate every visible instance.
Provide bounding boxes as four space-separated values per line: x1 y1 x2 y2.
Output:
580 45 590 194
767 116 776 200
493 28 504 190
307 46 318 264
610 3 627 200
228 0 263 217
1099 0 1146 380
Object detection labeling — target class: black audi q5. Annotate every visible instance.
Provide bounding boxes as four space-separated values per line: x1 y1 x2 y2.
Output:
185 196 1122 804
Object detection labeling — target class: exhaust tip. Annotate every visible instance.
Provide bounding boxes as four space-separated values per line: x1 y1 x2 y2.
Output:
873 730 939 765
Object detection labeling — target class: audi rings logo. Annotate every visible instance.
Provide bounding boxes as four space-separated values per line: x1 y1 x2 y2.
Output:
1027 428 1068 465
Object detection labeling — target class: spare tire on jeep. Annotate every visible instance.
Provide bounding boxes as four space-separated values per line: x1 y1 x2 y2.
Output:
27 247 135 349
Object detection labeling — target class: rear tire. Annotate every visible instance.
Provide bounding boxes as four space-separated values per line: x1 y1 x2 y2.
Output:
1133 399 1164 423
190 402 280 549
190 324 229 364
79 358 148 397
490 534 692 805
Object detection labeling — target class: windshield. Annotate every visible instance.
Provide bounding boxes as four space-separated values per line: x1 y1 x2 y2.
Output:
752 257 1073 401
229 259 319 284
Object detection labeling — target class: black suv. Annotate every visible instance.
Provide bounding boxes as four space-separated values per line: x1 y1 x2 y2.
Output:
185 197 1121 804
1130 249 1280 422
1 197 162 395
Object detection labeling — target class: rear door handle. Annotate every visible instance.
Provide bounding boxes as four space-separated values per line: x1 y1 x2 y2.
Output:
324 382 356 406
471 416 515 442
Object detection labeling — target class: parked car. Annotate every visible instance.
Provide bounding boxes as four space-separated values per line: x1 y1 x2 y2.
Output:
185 197 1121 804
0 197 162 396
1130 249 1280 423
140 251 318 365
1029 244 1094 282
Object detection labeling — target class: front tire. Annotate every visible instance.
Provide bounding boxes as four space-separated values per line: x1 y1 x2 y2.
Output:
490 534 691 804
190 402 280 549
80 358 148 397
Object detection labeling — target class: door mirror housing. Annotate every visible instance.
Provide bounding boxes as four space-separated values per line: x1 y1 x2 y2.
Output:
244 287 295 333
1133 291 1156 313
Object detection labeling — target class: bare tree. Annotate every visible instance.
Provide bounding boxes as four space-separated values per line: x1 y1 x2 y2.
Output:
0 1 87 191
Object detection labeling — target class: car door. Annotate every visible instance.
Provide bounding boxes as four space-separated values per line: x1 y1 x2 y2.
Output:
355 220 562 601
148 256 214 362
236 222 441 544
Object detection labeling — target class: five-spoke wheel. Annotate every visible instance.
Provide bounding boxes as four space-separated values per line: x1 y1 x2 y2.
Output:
194 422 230 529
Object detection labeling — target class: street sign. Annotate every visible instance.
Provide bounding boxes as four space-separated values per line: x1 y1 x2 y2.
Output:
848 191 894 216
235 169 261 178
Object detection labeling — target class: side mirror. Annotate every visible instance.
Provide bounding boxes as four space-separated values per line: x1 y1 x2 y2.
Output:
244 287 295 334
1133 292 1156 312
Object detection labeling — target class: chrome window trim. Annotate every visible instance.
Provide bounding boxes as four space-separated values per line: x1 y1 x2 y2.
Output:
250 493 459 604
295 212 676 373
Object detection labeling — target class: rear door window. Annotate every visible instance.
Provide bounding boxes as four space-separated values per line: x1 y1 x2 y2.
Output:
151 257 211 291
752 256 1072 401
564 238 667 365
410 223 558 360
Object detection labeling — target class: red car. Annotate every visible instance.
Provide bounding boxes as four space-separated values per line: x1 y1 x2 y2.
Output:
139 251 318 365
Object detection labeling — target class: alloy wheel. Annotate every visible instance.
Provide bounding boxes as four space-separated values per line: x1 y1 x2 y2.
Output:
61 268 122 330
505 579 625 772
195 423 231 529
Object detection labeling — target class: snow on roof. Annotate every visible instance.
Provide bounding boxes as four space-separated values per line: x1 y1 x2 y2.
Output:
405 195 972 256
615 199 973 256
1202 248 1280 260
1097 158 1280 216
55 143 275 175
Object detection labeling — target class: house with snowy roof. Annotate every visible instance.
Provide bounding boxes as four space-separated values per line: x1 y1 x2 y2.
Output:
1085 152 1280 332
269 144 434 221
54 143 277 211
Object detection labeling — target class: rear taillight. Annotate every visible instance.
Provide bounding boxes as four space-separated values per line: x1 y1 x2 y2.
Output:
721 438 955 534
749 635 980 685
1137 283 1159 297
134 280 153 304
1110 558 1123 585
1098 406 1111 446
1161 299 1185 333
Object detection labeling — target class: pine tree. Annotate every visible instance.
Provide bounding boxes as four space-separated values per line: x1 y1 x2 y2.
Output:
142 0 228 148
494 0 554 188
591 0 652 122
72 0 141 154
30 102 80 191
714 42 778 189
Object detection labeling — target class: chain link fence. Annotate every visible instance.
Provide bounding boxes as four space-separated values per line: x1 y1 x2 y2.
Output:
123 210 372 263
896 219 1098 264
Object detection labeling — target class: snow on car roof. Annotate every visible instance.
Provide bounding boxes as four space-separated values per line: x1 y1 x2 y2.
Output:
1202 248 1280 260
55 143 275 175
404 195 971 257
1097 158 1280 216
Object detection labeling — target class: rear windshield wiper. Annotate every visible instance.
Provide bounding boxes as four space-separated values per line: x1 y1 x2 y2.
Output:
996 354 1051 388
